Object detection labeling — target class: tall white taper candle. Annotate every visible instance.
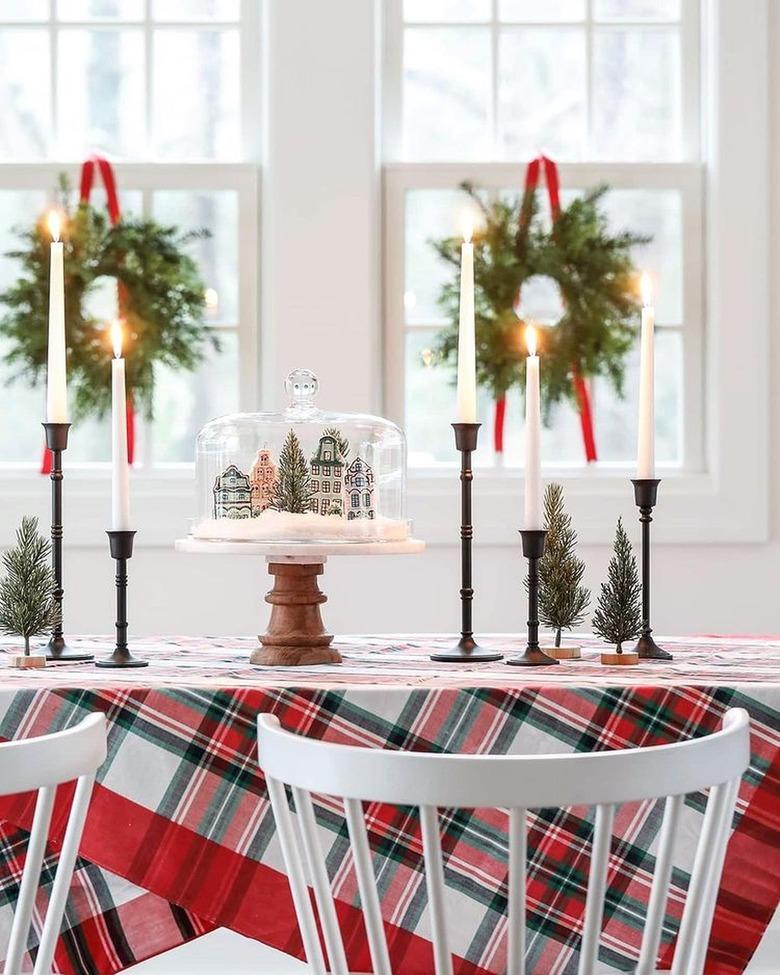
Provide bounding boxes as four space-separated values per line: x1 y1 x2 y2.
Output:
111 320 131 531
524 325 542 529
456 216 477 423
637 272 655 478
46 211 68 423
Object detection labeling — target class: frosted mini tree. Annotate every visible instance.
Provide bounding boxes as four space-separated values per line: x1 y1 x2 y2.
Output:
0 517 60 655
538 483 590 648
592 518 641 653
272 430 313 514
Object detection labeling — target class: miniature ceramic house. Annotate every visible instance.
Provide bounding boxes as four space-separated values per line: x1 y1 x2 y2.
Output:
250 449 278 516
310 435 345 516
344 456 375 520
213 464 252 519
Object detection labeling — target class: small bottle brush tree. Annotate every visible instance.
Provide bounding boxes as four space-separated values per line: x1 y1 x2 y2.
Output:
592 517 641 653
538 483 590 648
0 517 60 655
272 430 313 513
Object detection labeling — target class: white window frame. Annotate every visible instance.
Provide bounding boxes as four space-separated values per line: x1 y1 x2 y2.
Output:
0 1 262 545
380 0 769 546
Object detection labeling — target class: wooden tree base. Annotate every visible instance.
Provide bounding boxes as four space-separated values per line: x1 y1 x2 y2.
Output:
10 655 46 669
542 645 581 660
251 562 342 667
600 651 639 666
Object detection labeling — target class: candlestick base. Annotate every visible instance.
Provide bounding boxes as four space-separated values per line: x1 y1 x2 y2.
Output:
634 631 673 661
430 635 503 663
506 647 560 667
95 648 148 669
45 635 94 662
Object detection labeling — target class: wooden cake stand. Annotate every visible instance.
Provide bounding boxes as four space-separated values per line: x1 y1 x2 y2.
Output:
175 537 425 666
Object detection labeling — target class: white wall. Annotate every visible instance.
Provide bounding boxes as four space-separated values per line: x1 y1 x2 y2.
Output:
6 0 780 643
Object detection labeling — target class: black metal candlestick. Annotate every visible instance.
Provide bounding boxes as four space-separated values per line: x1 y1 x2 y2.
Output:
631 479 673 661
431 423 502 663
42 422 94 662
96 531 148 668
506 529 559 667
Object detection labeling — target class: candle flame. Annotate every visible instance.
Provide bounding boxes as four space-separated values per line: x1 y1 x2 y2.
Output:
526 324 537 357
110 319 123 359
459 211 474 244
47 210 61 242
640 271 653 307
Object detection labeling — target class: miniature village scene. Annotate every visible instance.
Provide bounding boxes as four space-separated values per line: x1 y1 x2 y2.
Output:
193 428 409 543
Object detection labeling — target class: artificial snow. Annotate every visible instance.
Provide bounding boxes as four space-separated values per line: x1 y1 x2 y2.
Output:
191 508 409 543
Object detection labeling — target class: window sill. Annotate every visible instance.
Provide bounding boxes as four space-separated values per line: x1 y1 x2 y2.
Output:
0 462 768 549
407 468 769 546
0 471 195 548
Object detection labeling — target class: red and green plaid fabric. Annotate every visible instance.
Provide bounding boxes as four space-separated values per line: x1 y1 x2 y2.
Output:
0 635 777 975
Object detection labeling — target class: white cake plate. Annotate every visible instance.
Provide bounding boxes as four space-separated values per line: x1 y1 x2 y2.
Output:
174 537 425 559
175 536 425 666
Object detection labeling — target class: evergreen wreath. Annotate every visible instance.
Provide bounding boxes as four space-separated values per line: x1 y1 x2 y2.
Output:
0 182 216 421
431 180 649 415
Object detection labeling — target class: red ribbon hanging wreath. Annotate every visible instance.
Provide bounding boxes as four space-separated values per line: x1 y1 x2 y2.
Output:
493 155 598 464
42 154 135 473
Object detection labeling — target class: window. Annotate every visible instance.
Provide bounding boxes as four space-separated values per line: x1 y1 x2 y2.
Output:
384 0 702 471
0 0 259 468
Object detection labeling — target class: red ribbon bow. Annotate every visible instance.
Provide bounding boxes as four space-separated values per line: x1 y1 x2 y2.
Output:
42 154 135 473
493 155 598 464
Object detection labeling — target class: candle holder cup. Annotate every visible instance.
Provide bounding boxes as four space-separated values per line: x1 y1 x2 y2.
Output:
42 422 94 662
506 529 559 667
430 423 502 663
96 530 148 668
631 478 673 661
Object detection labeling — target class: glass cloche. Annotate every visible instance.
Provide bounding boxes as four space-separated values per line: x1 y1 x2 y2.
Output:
191 369 409 543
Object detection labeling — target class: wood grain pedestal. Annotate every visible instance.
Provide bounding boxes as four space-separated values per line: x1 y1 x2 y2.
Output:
600 650 639 666
175 536 425 667
251 562 341 666
542 645 581 660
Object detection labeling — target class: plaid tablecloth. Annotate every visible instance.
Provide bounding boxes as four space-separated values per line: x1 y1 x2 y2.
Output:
0 634 778 975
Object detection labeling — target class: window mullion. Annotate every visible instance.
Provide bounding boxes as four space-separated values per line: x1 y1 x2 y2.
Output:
585 0 594 159
144 0 153 158
490 0 499 158
49 0 57 157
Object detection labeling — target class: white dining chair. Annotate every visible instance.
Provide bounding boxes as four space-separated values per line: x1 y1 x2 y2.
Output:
258 707 750 975
0 712 107 975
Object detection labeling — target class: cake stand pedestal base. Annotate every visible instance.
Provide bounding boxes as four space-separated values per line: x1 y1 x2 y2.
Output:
175 537 425 667
251 561 341 666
